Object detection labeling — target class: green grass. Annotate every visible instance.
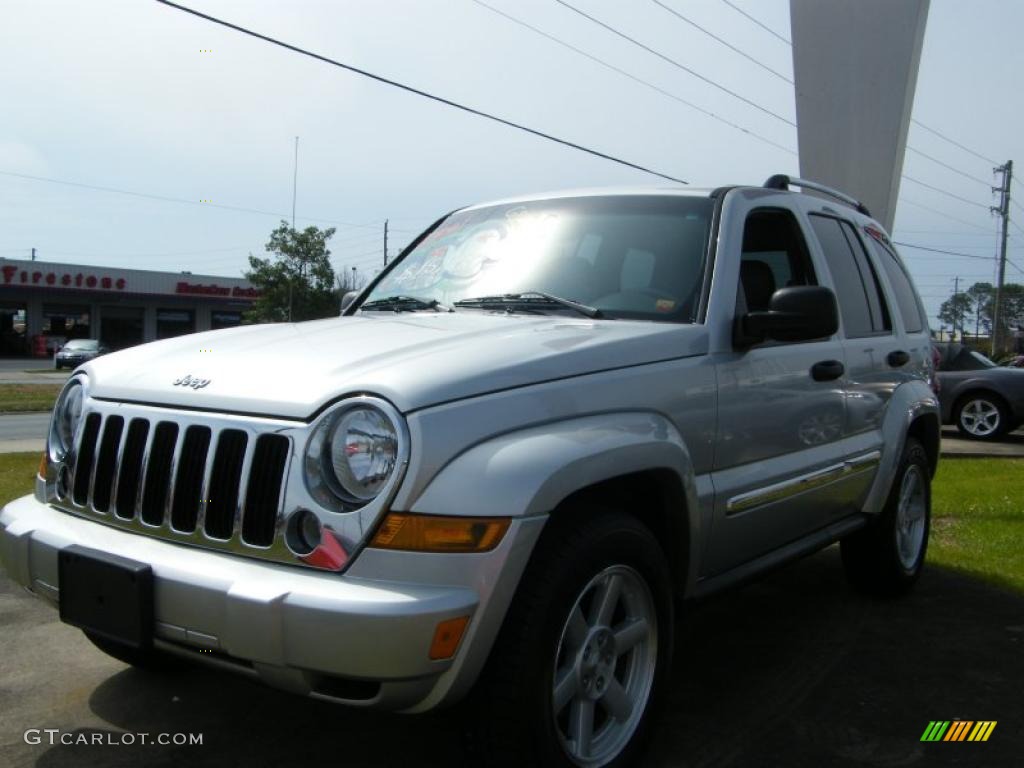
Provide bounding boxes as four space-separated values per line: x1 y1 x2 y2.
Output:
0 452 39 507
931 458 1024 593
0 383 61 413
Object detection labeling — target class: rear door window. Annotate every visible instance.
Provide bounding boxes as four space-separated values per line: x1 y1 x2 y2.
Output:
808 215 892 338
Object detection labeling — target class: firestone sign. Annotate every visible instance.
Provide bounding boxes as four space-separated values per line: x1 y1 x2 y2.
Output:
2 264 126 291
0 260 259 301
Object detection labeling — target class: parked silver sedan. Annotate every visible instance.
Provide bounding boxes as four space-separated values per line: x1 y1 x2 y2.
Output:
935 342 1024 440
54 339 108 370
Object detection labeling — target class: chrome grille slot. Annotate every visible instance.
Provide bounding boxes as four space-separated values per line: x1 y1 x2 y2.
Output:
72 413 102 506
242 434 290 547
141 422 178 526
115 419 149 519
204 429 248 540
91 416 124 513
53 400 325 569
170 426 212 533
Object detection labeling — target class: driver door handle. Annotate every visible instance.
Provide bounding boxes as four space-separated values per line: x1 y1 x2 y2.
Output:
811 360 845 382
887 350 910 367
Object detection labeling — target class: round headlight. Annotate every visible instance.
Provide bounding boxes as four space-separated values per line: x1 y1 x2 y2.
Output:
50 379 84 461
306 402 403 509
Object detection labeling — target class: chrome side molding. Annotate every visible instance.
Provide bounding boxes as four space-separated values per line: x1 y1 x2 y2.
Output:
726 450 881 515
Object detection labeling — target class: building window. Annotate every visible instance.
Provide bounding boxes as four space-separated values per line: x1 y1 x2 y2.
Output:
210 311 242 330
42 304 91 353
101 306 144 350
157 309 195 339
0 304 27 356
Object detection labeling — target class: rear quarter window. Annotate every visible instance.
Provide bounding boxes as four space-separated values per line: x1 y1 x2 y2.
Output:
868 237 925 334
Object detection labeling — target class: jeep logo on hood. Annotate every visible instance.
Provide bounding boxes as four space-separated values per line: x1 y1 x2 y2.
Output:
172 374 211 390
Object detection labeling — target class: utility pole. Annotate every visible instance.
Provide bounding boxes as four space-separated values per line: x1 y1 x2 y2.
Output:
952 275 960 340
291 136 299 229
383 219 389 266
991 160 1012 356
31 247 36 261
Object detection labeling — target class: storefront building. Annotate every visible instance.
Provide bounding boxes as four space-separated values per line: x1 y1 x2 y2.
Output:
0 257 258 357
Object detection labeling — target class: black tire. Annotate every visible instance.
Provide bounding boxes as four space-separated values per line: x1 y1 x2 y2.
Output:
841 438 931 597
954 392 1009 441
84 631 178 672
468 509 674 768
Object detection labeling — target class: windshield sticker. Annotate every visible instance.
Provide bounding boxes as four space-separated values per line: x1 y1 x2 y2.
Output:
655 299 676 313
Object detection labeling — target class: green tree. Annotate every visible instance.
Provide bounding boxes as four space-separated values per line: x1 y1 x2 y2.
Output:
938 292 973 339
966 282 994 336
244 222 338 323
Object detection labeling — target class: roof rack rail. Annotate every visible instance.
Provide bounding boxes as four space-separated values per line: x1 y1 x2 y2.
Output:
763 174 872 217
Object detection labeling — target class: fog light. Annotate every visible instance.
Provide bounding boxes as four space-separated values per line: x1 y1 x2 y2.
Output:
429 616 470 660
285 509 322 555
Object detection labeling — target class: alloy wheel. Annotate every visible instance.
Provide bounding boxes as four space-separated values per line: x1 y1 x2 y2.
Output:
894 464 927 570
959 398 1001 437
552 565 657 766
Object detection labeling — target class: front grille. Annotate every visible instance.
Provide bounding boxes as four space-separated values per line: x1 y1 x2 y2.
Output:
66 410 291 556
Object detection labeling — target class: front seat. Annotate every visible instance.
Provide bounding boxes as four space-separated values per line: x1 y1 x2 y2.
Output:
740 260 776 312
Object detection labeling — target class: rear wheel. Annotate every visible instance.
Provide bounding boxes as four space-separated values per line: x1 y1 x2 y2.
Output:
470 509 674 767
955 393 1008 440
841 437 930 597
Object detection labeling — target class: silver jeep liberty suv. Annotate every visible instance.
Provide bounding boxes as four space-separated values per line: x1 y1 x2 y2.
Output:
1 176 939 767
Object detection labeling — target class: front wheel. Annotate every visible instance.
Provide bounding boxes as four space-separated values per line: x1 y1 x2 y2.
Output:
470 510 674 767
841 437 931 597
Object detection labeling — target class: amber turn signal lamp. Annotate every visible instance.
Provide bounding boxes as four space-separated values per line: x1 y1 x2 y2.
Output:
369 513 510 553
38 452 47 480
429 616 470 660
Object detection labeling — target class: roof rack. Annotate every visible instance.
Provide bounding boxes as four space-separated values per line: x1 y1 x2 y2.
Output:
763 174 872 217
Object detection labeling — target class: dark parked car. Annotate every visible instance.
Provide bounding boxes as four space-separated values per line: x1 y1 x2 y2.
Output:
54 339 108 369
934 342 1024 440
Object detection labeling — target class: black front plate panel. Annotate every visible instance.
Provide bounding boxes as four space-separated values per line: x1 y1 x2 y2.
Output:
58 545 154 649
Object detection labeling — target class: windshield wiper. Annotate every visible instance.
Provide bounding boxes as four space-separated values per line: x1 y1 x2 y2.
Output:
453 291 602 318
360 295 453 312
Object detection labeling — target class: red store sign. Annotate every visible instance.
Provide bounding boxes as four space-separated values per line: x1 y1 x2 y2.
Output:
1 265 125 291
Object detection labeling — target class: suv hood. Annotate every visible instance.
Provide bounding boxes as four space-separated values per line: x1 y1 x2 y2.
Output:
82 313 707 418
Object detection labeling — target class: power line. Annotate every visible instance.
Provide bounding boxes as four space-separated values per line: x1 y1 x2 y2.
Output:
551 0 796 127
468 0 796 155
910 119 999 166
719 0 791 45
906 147 993 187
894 242 996 261
899 198 994 232
0 168 382 231
154 0 687 185
650 0 792 83
901 176 993 210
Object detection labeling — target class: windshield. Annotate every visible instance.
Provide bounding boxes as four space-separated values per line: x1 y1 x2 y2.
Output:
362 195 714 322
63 340 98 350
969 350 996 368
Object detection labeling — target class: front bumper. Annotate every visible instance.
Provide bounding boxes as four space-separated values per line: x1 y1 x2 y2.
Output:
0 490 546 712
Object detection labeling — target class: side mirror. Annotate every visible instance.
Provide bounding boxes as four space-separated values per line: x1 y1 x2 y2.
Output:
340 291 359 314
735 285 839 347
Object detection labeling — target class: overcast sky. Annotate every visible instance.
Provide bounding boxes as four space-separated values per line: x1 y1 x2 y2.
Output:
1 0 1022 325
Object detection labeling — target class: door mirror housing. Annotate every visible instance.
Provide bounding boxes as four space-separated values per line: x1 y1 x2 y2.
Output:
735 285 839 347
340 291 359 314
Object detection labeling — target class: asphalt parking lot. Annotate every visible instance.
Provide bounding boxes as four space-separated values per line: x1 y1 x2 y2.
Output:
1 547 1020 767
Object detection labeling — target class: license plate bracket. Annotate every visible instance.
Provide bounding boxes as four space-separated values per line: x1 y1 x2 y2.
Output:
58 545 153 648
